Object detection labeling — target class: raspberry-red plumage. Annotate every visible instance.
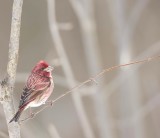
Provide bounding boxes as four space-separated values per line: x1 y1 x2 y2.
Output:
9 61 54 123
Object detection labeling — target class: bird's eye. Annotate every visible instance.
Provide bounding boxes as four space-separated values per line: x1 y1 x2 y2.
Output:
40 67 45 71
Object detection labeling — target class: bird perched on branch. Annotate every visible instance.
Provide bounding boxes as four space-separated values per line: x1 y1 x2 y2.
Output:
9 61 54 123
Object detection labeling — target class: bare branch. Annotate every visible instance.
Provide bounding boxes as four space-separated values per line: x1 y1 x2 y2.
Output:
0 0 23 137
20 54 160 123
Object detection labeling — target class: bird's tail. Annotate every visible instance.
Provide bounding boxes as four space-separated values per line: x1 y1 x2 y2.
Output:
9 108 24 123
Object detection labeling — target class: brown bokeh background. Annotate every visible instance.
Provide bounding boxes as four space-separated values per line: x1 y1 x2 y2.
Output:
0 0 160 138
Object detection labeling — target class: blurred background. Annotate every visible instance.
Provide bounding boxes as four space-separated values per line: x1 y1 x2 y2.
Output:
0 0 160 138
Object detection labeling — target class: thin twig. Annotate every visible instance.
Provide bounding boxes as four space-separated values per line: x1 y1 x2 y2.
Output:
20 54 160 123
0 0 23 138
103 41 160 100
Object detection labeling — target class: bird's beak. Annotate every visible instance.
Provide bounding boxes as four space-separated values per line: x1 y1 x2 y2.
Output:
44 66 54 72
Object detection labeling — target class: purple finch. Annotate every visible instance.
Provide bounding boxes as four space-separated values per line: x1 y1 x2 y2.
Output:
9 61 54 123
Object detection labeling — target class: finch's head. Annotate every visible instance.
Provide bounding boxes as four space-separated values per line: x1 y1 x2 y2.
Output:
32 60 54 77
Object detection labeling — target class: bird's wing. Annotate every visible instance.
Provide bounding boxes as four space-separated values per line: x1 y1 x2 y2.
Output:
19 73 51 108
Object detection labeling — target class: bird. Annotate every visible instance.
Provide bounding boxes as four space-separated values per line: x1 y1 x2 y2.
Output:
9 60 54 123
